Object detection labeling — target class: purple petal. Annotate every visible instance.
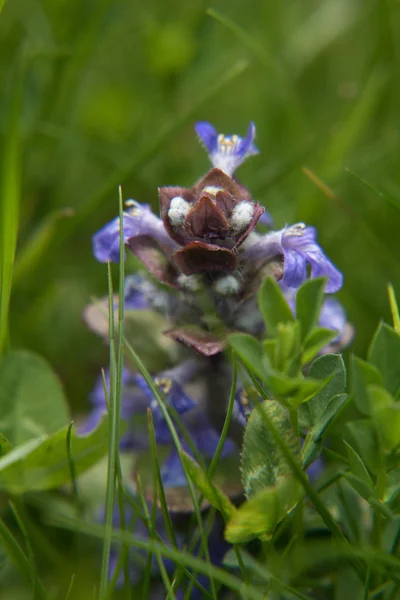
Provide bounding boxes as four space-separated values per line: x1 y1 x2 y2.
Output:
195 121 218 153
258 209 273 227
319 297 347 342
281 247 308 289
195 121 259 176
307 457 324 481
242 225 343 293
282 226 343 293
123 275 153 310
79 367 148 449
134 369 197 445
189 412 236 458
161 449 188 488
92 202 175 264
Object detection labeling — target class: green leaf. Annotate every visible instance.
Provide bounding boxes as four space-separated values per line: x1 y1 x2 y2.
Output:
258 276 294 336
180 452 236 521
225 476 302 543
374 404 400 451
0 417 113 494
274 321 301 370
260 369 327 407
0 350 70 445
302 393 348 467
345 419 381 474
228 333 265 380
241 400 301 497
296 277 326 341
302 328 337 365
342 440 375 500
299 353 346 428
350 356 383 416
368 322 400 398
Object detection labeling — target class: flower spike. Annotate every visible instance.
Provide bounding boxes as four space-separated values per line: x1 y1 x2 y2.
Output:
195 121 259 176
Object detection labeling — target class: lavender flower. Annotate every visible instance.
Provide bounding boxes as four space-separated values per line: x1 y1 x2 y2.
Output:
195 121 259 176
93 201 176 263
242 223 343 293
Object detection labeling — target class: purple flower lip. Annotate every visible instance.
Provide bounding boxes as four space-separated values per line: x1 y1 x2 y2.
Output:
242 223 343 294
195 121 259 176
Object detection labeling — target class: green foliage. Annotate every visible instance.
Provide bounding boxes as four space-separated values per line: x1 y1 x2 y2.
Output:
180 452 236 521
0 417 112 494
1 0 400 597
225 477 302 543
0 350 70 445
240 401 301 497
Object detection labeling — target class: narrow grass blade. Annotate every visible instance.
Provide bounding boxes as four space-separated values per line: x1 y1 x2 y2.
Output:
345 168 400 213
206 9 302 124
0 519 49 600
388 284 400 335
48 515 267 600
99 188 126 598
0 54 24 354
56 59 249 244
13 208 74 286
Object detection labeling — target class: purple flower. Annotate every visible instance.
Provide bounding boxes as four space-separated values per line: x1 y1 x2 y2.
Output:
106 491 230 595
242 223 343 293
307 457 324 481
134 361 242 462
79 367 148 449
195 121 259 176
93 201 176 263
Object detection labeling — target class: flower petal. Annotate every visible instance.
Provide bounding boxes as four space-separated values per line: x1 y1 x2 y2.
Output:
195 121 259 176
283 226 343 293
93 202 175 263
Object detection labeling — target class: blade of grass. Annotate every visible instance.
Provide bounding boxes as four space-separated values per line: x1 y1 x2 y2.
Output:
99 188 126 597
13 208 74 286
0 519 49 600
206 9 303 127
123 337 218 599
345 168 400 214
115 185 132 599
387 284 400 334
0 53 24 355
302 166 400 273
55 59 249 245
9 501 38 599
48 514 267 600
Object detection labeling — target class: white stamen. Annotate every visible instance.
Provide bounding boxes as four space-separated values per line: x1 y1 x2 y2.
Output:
177 274 202 292
287 223 306 237
213 275 240 296
202 186 223 197
230 202 254 232
217 133 240 155
125 199 142 215
168 196 190 227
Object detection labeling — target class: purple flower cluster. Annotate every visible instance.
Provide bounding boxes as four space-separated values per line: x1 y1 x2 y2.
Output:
84 121 350 592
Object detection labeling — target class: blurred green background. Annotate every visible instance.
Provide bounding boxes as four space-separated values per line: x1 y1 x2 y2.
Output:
2 0 400 413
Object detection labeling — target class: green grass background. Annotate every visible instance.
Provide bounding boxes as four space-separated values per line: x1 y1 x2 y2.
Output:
1 0 400 411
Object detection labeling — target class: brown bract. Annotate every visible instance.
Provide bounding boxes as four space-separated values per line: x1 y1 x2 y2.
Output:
165 325 226 357
174 241 237 275
159 167 264 250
